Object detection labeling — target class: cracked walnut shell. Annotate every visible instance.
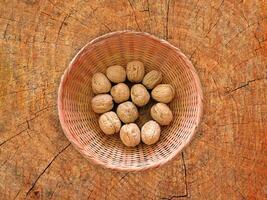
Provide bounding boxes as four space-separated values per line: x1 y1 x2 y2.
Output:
151 84 175 103
91 72 112 94
126 60 145 83
150 103 173 125
91 94 113 114
131 84 150 107
120 123 141 147
99 111 121 135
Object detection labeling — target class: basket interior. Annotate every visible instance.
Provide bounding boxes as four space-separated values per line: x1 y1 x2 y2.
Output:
59 32 202 170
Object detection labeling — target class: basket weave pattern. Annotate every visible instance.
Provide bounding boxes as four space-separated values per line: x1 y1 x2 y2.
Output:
58 31 203 171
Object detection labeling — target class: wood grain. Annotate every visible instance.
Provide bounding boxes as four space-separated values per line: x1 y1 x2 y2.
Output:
0 0 266 199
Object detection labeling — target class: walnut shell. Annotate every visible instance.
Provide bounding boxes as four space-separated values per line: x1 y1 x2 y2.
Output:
99 111 121 135
141 120 161 145
151 84 175 103
91 94 113 114
117 101 138 123
150 103 173 125
142 70 163 89
106 65 126 83
110 83 130 104
126 60 145 83
120 123 141 147
131 84 150 107
91 72 112 94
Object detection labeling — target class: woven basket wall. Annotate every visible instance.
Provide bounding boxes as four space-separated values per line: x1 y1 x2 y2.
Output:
58 31 203 171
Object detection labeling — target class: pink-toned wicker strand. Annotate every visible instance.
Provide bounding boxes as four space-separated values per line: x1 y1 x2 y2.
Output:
58 31 203 171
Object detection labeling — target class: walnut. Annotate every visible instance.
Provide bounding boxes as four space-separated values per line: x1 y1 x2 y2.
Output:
106 65 126 83
151 84 175 103
99 111 121 135
91 72 111 94
120 123 141 147
126 60 145 83
131 84 150 107
110 83 130 104
116 101 138 123
91 94 113 114
141 120 161 145
142 70 163 89
150 103 173 125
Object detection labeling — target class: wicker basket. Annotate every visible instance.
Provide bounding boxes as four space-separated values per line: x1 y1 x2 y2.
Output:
58 31 203 171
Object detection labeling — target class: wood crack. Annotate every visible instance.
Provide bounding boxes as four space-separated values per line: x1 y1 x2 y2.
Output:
217 122 250 127
31 104 56 117
204 0 224 37
254 32 263 47
204 15 221 38
3 23 9 39
17 104 56 128
87 189 93 200
47 0 92 31
13 189 21 200
189 48 198 60
25 143 71 197
127 0 141 31
146 0 151 31
0 104 55 147
182 152 188 198
49 183 60 199
56 13 71 44
41 11 56 21
240 9 249 26
217 0 224 10
225 77 266 94
118 172 129 182
0 128 28 147
165 0 171 40
224 17 267 47
107 172 130 198
1 146 20 169
0 87 39 98
211 76 223 102
161 152 188 199
88 5 112 32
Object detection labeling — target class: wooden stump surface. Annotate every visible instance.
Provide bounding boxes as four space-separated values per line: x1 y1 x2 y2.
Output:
0 0 266 199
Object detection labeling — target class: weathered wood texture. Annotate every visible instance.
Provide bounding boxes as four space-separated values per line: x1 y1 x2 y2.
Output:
0 0 266 199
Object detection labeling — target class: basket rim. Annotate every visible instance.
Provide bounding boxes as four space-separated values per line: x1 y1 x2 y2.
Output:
57 30 203 171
